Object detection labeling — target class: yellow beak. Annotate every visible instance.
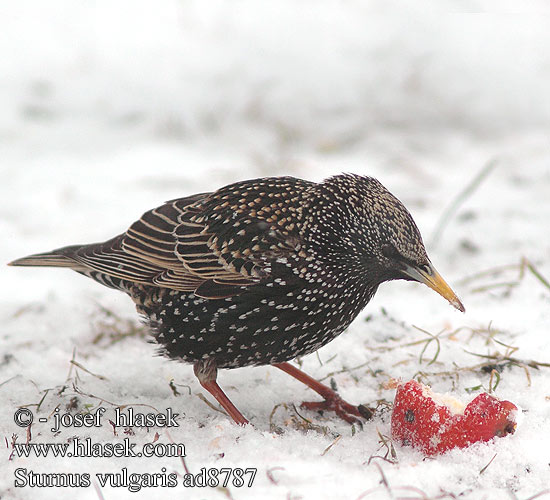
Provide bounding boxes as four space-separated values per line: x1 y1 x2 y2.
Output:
403 263 465 312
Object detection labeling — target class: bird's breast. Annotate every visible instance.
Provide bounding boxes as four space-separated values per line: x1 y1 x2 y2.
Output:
130 260 375 369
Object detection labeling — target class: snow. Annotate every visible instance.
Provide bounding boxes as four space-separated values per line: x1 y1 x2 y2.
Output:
1 2 550 499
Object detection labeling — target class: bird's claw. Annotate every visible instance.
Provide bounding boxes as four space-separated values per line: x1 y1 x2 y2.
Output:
300 394 373 425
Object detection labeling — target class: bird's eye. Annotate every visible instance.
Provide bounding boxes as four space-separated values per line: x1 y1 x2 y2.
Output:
381 244 398 258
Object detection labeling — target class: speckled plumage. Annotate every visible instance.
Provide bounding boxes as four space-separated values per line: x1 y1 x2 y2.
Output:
128 174 429 368
10 174 463 424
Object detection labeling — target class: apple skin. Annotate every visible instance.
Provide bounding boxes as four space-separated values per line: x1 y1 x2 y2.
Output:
391 380 518 455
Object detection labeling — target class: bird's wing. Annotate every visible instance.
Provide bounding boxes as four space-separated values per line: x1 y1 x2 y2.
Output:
69 180 308 298
67 194 208 291
172 177 310 288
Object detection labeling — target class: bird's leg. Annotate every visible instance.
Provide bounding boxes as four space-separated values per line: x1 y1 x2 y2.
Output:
193 360 249 426
273 362 371 424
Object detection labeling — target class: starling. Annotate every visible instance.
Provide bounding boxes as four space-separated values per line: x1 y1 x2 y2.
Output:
9 174 464 425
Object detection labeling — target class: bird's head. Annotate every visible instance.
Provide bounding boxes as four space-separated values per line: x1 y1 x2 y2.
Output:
313 174 465 312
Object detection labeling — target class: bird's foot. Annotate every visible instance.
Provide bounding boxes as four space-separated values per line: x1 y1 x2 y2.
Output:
273 362 374 425
300 394 373 425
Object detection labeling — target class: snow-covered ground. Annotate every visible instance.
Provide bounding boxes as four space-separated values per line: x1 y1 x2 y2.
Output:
1 2 550 499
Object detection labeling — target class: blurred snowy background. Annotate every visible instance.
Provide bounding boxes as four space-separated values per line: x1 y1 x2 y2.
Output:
1 2 550 499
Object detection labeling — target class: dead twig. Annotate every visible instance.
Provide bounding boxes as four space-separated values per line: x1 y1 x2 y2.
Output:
70 360 108 381
479 453 497 474
321 435 342 456
196 393 227 415
521 257 550 291
318 361 373 382
413 326 444 366
430 159 496 249
266 467 285 485
525 490 550 500
457 257 550 296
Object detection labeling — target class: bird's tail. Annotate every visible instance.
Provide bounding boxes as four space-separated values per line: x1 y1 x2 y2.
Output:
8 246 86 270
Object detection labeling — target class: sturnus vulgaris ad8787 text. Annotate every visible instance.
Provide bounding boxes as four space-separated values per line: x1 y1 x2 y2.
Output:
9 174 464 425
